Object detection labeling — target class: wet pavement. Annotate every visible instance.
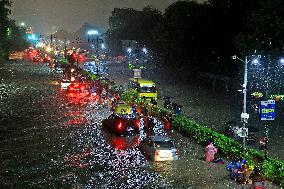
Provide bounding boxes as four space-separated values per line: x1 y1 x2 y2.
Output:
0 61 280 189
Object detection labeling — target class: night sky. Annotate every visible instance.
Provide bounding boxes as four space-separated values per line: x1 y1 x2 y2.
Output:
10 0 205 34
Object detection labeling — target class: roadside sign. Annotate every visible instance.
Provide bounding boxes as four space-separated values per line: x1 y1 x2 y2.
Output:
260 100 276 120
133 69 141 79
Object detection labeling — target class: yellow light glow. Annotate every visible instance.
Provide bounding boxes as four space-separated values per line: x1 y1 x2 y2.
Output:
46 47 52 52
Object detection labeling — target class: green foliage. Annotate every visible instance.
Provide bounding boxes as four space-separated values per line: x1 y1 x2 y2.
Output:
0 0 28 60
106 6 163 56
83 69 284 186
170 113 284 185
121 89 139 103
83 71 97 81
58 57 68 64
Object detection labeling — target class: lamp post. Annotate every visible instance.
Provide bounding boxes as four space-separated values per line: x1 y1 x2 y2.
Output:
20 22 25 27
87 30 99 75
127 47 132 63
232 55 250 149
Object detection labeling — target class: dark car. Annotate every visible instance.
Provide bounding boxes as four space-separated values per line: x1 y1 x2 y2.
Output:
103 130 140 150
102 113 140 137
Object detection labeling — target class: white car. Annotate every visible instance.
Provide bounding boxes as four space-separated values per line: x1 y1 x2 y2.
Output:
139 135 179 161
60 79 71 89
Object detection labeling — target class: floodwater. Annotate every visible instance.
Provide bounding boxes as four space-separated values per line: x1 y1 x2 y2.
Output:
0 61 165 188
0 61 280 189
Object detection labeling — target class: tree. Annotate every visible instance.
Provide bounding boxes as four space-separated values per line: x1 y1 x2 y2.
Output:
0 0 11 60
234 0 284 54
106 7 163 56
0 0 28 61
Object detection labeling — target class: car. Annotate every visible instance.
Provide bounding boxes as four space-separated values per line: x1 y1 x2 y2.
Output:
9 51 24 60
60 79 71 89
102 113 140 137
67 82 87 93
139 135 179 161
43 55 52 62
55 67 64 74
114 103 132 115
103 130 140 150
33 55 43 62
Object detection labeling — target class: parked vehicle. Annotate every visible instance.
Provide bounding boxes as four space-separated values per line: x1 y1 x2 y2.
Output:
163 96 183 115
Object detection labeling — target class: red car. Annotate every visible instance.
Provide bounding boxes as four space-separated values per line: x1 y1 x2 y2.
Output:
33 55 43 62
43 55 52 62
67 82 87 93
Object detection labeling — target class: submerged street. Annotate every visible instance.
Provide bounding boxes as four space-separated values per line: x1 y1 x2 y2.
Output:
0 61 280 189
1 0 284 188
0 61 164 188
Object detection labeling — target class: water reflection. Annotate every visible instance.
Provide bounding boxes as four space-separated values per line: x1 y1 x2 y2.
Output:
0 62 170 188
152 161 174 177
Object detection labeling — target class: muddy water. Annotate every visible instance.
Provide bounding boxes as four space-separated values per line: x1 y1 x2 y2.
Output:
0 62 167 188
0 61 280 189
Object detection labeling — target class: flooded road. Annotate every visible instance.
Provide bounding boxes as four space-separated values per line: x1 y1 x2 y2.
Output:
0 61 166 188
0 61 280 189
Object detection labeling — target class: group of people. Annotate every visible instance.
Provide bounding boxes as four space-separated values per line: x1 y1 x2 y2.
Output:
226 159 265 188
205 140 266 189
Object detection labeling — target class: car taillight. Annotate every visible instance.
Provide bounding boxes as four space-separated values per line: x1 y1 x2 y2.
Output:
155 151 159 156
69 87 74 91
135 120 140 129
117 122 123 130
176 148 180 156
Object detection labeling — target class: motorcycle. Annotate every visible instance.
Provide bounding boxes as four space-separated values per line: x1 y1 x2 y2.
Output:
163 96 183 115
172 103 183 115
163 96 172 109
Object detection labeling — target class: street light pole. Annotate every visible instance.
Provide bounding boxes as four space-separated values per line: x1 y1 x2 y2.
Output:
242 56 248 149
233 55 250 149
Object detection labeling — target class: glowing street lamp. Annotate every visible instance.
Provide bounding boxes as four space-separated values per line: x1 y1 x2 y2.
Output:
252 59 259 65
87 30 98 35
142 47 147 54
127 47 132 54
20 22 25 27
279 58 284 66
36 42 44 48
45 46 52 53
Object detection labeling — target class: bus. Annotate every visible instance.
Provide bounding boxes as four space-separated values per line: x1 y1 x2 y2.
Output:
129 78 157 101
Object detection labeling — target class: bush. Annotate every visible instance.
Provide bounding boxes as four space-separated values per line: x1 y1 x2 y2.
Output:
171 114 284 185
101 77 284 186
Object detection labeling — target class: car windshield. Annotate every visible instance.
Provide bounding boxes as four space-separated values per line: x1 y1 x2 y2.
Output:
140 86 156 93
154 140 174 149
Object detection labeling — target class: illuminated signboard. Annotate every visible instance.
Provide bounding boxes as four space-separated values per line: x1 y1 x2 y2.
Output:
260 100 276 121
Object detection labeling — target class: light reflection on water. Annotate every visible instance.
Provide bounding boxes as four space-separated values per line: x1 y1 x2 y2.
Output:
0 63 169 188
